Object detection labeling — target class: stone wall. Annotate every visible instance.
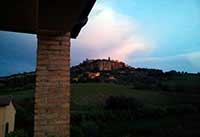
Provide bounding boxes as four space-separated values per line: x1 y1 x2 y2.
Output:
80 59 126 71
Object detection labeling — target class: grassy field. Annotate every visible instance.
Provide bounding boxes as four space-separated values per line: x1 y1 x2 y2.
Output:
71 83 174 106
1 83 200 137
1 83 199 107
71 83 200 108
70 83 200 137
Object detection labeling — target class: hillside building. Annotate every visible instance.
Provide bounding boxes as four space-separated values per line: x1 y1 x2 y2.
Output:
81 58 127 71
0 96 16 137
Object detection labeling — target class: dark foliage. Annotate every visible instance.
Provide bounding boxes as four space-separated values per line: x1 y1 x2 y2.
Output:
0 72 35 90
15 98 34 137
6 129 28 137
105 96 143 111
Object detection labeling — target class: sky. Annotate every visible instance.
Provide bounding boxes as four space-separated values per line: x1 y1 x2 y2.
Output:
0 0 200 76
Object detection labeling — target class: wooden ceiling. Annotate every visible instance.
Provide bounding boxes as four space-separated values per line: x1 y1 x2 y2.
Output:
0 0 96 38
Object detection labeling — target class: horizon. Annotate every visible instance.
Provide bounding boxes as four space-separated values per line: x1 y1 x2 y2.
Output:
0 0 200 76
1 57 199 77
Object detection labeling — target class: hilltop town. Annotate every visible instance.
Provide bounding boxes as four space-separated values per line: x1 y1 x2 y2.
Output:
71 57 131 82
72 57 128 72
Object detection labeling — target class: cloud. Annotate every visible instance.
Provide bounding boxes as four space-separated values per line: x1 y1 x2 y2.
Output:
131 52 200 72
186 51 200 68
71 3 152 64
0 31 37 76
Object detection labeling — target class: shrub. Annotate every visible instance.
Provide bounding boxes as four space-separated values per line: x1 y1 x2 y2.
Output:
6 129 28 137
140 105 168 118
81 122 99 137
71 126 84 137
105 96 143 112
166 104 199 114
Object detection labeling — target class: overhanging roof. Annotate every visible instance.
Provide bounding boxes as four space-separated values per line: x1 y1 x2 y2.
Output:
0 96 12 107
0 0 96 38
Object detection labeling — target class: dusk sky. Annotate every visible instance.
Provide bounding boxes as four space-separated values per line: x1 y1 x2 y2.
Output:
0 0 200 76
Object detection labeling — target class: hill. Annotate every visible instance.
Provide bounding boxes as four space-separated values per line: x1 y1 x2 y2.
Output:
1 58 200 93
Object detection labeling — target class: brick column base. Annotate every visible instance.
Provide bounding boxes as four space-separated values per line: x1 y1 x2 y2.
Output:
34 33 70 137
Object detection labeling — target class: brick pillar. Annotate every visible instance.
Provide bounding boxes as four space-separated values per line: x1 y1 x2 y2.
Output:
34 33 70 137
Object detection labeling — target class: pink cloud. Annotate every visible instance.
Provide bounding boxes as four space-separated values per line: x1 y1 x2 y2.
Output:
72 4 152 62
